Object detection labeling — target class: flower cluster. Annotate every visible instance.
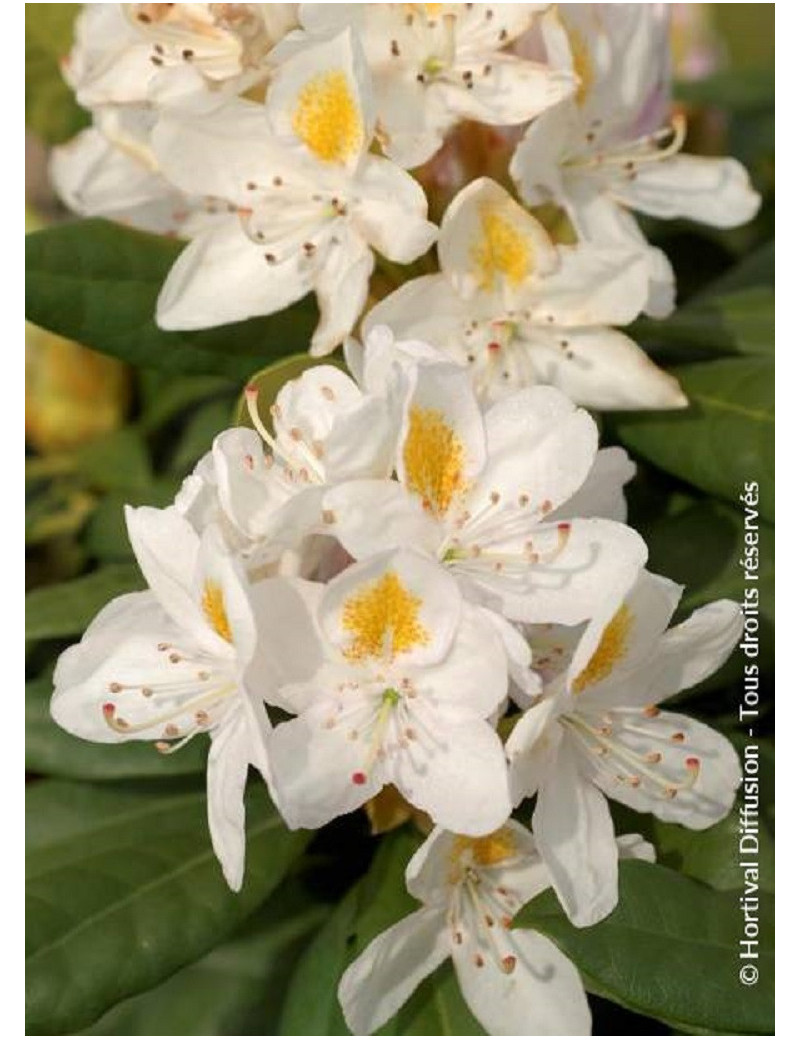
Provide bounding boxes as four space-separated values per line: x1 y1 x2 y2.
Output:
48 4 758 1035
51 2 759 408
52 325 743 1035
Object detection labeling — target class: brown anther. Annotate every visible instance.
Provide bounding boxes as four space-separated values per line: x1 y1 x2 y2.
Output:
391 39 400 56
109 682 123 693
150 56 164 65
501 955 517 974
273 175 283 186
289 426 303 441
490 491 501 504
322 509 336 525
643 704 660 718
155 741 170 753
303 242 316 255
499 27 508 40
474 953 485 967
664 786 678 799
157 642 170 651
670 732 686 743
519 494 530 507
265 253 276 264
645 751 662 764
141 687 153 698
165 724 180 738
485 914 495 927
169 653 181 663
540 499 553 513
454 930 463 944
246 181 257 190
182 48 194 59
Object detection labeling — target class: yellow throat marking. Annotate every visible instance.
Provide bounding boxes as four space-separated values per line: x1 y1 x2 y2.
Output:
202 580 233 643
573 604 633 693
472 205 533 290
403 406 467 516
450 827 518 881
565 25 594 107
292 69 363 164
342 571 430 662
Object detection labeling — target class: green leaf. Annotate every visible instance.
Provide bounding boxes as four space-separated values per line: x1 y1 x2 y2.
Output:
82 881 327 1035
26 779 309 1034
75 427 154 493
633 287 774 357
83 482 180 564
517 859 774 1035
25 4 88 144
26 220 319 380
652 811 775 895
26 673 206 781
280 828 485 1035
675 66 774 112
615 357 774 521
699 241 774 298
137 372 235 434
234 353 343 427
169 398 235 475
26 564 143 641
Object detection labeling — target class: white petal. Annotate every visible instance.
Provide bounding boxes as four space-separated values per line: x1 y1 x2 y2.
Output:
523 244 651 326
613 155 761 228
533 744 619 927
268 705 383 829
506 690 565 792
617 833 657 863
584 593 742 708
453 925 591 1036
321 480 441 561
510 101 574 207
193 526 257 661
554 446 636 523
352 155 438 263
362 274 473 355
475 385 598 516
310 231 374 356
338 907 449 1036
439 178 558 298
267 27 373 170
481 608 541 708
207 710 251 891
399 362 488 521
320 548 462 668
156 220 312 330
394 712 511 836
585 709 741 829
245 577 327 711
439 54 574 129
124 505 212 648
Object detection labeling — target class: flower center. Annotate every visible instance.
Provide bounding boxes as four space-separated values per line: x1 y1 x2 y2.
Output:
572 604 632 693
292 69 363 164
472 205 533 290
452 827 518 874
202 580 233 643
341 571 430 662
403 407 467 516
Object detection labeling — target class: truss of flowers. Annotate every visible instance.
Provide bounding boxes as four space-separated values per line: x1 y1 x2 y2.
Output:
48 4 760 1035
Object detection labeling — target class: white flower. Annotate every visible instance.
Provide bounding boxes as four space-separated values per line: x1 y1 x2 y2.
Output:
510 5 761 317
50 107 221 235
152 28 437 353
267 548 512 834
323 361 648 649
365 177 687 409
63 3 297 110
175 358 409 570
506 570 743 927
338 821 592 1035
284 4 575 168
50 505 277 891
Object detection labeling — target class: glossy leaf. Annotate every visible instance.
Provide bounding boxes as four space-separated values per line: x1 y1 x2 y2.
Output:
26 564 143 641
634 287 773 357
280 828 486 1035
26 779 309 1034
25 4 88 144
83 881 327 1035
26 220 319 380
26 673 206 780
517 859 774 1035
615 357 774 521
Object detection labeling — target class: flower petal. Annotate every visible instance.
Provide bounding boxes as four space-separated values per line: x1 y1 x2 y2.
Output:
322 480 442 561
554 446 636 523
310 230 374 356
533 743 619 926
338 907 450 1036
206 709 251 891
453 925 591 1035
351 155 438 263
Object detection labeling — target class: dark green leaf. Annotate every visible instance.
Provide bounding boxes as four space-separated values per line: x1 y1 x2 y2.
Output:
615 357 774 521
82 881 327 1035
169 398 234 475
83 482 179 564
676 66 774 112
26 673 206 780
137 372 235 434
281 828 485 1035
26 220 319 380
25 4 88 143
26 564 143 641
699 241 774 298
26 779 309 1034
652 811 774 895
517 860 774 1035
634 287 774 357
75 427 154 492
